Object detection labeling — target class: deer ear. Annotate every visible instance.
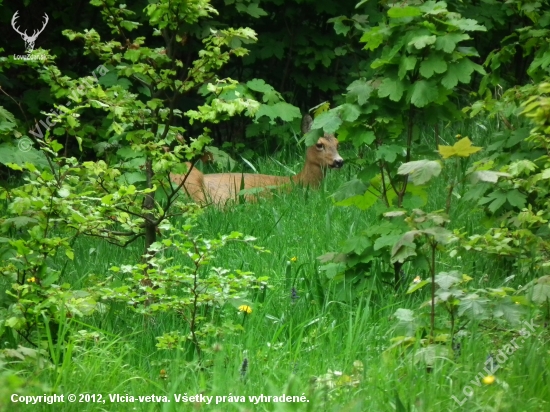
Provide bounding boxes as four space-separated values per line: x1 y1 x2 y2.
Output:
301 114 313 134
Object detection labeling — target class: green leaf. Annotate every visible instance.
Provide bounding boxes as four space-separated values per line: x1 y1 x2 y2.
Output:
342 236 373 254
398 56 417 79
378 77 405 102
120 20 139 32
303 129 324 146
435 33 471 53
441 58 477 89
246 78 273 93
2 216 38 229
380 232 409 254
311 111 342 134
119 172 146 184
398 160 442 185
448 17 486 32
408 35 436 49
375 144 404 163
58 187 71 198
434 271 462 289
335 191 379 211
346 79 373 105
117 146 142 160
101 194 114 205
124 49 142 63
506 189 526 208
480 191 507 213
388 6 422 18
410 80 439 107
493 299 525 325
328 17 351 36
0 143 48 169
356 130 376 147
393 308 416 336
338 104 361 122
331 178 367 202
406 279 429 294
360 26 388 51
531 276 550 304
391 231 420 263
419 54 447 78
395 308 414 322
458 294 489 319
255 102 301 123
244 2 267 18
51 140 63 153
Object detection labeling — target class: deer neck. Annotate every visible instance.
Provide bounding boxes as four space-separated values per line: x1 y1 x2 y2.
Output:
292 161 323 188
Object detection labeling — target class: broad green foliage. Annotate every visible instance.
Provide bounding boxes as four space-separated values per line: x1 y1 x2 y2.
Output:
317 1 489 291
318 0 486 218
100 223 267 357
0 0 268 361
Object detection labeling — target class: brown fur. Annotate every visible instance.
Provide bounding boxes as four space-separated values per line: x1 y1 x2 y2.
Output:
170 116 343 206
171 136 342 205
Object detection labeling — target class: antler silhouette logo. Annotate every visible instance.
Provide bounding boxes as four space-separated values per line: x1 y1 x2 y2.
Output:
11 11 49 54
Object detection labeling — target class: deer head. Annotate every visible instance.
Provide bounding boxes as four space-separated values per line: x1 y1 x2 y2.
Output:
11 11 49 54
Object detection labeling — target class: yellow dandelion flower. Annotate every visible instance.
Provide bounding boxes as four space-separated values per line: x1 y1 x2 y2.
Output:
27 277 36 283
238 305 252 314
482 375 495 385
290 257 297 263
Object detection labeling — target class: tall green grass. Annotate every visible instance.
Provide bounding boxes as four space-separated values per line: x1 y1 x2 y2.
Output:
4 124 550 411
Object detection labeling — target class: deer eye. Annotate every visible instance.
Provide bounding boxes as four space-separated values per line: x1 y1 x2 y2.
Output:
316 143 324 149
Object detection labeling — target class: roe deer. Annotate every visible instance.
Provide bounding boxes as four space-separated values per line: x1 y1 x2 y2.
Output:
170 115 343 205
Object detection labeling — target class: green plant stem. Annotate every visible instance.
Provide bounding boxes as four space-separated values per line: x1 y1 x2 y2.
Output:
430 240 436 343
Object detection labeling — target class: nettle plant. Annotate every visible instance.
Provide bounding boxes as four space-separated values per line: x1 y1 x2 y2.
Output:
0 0 276 358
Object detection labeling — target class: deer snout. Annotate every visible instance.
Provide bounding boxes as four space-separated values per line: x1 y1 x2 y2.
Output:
331 158 344 169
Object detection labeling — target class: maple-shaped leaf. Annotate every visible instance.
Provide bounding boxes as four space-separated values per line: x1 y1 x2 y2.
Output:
360 26 388 51
378 77 405 101
410 80 439 107
532 276 550 304
398 56 417 79
328 16 351 36
408 35 436 49
435 33 471 53
311 110 342 134
438 137 482 159
448 18 487 32
346 79 374 105
398 159 442 185
458 294 490 319
419 54 447 79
